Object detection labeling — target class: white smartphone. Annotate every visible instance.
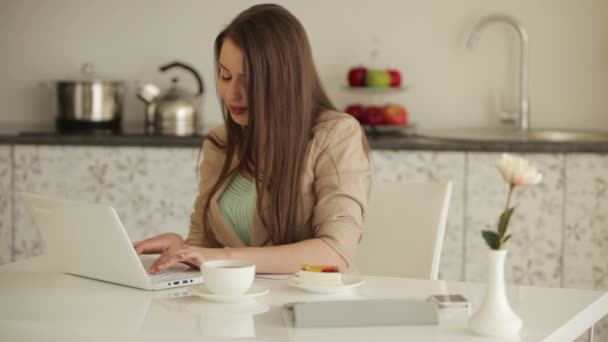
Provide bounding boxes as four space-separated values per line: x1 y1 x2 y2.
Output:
428 294 470 308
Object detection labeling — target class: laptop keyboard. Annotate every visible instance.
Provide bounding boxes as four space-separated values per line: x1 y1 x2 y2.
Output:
140 256 199 282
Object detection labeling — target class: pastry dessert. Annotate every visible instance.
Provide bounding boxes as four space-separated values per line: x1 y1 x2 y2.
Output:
297 265 342 286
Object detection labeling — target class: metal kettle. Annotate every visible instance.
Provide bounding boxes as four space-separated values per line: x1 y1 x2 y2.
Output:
137 61 204 136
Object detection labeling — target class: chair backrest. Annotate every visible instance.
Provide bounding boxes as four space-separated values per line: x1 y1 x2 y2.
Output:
357 181 452 280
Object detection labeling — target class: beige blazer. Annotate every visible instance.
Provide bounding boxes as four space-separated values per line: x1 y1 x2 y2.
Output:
185 110 372 267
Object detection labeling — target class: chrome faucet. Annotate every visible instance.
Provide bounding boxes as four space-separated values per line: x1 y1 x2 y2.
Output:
467 14 530 130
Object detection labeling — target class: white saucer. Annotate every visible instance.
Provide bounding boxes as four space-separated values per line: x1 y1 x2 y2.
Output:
190 284 270 303
288 275 366 294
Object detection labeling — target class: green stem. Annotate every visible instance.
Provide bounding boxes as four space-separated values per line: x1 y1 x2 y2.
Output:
504 183 515 214
498 183 516 245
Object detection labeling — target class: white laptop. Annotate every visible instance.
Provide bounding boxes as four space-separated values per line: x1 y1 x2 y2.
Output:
21 192 204 290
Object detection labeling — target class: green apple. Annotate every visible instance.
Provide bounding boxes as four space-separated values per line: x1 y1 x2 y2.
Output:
365 69 391 87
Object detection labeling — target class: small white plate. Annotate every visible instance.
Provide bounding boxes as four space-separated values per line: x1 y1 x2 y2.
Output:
190 284 270 303
288 275 366 294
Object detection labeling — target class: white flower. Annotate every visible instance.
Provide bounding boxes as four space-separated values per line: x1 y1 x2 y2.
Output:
496 153 542 186
482 154 543 250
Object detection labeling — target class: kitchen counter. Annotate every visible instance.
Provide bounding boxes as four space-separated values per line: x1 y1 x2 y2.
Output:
0 123 205 148
1 123 608 152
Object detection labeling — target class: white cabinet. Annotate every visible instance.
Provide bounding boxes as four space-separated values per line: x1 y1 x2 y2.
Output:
564 154 608 290
0 146 12 264
564 156 608 342
11 145 200 261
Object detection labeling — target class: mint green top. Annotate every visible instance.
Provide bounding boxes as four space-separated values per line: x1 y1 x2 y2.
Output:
218 172 257 245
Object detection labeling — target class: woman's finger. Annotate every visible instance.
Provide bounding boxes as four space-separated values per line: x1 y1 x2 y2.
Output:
133 240 149 254
135 236 171 255
179 250 204 269
150 247 191 273
134 241 154 255
149 251 173 273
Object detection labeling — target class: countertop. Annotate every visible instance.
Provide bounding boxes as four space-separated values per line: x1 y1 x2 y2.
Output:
1 123 608 152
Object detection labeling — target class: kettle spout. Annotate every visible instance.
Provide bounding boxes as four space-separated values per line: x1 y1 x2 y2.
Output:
137 83 160 103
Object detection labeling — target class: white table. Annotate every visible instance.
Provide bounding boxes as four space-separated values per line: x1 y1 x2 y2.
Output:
1 256 607 342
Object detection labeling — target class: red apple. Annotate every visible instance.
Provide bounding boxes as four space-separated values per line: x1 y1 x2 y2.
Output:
383 103 408 125
387 69 401 87
348 66 367 87
345 104 365 123
364 106 385 126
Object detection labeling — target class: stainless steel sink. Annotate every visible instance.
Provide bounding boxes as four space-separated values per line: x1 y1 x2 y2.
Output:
416 127 608 143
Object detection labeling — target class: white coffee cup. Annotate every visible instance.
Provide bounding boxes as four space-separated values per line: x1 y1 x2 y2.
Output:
201 260 256 295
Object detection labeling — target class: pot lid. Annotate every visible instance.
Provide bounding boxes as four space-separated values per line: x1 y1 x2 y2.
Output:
56 62 124 84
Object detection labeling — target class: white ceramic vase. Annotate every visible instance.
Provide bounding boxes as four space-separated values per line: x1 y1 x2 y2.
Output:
469 249 522 337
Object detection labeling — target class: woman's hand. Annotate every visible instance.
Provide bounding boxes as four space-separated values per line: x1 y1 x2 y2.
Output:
149 245 229 274
132 233 184 255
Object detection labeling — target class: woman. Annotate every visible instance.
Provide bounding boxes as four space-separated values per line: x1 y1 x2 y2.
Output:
134 3 372 274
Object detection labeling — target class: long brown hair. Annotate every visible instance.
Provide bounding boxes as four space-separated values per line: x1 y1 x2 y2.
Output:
202 4 348 245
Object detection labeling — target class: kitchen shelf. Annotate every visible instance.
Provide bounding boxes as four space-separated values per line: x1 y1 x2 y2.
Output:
341 85 410 93
363 123 417 137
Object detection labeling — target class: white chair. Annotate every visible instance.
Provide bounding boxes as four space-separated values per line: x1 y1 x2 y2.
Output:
357 181 452 280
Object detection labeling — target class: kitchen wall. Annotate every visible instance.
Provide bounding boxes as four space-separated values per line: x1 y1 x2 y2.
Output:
1 0 607 131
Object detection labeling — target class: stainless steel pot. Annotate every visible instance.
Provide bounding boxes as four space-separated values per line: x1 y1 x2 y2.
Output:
56 63 125 123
